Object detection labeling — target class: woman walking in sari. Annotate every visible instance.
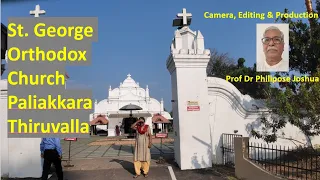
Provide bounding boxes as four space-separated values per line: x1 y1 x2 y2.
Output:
131 117 152 178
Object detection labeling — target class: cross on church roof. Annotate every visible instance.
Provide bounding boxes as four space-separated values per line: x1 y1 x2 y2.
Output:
177 8 192 26
172 8 192 27
30 5 46 17
127 74 131 77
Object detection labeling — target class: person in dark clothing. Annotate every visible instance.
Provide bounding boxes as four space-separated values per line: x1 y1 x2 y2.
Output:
40 138 63 180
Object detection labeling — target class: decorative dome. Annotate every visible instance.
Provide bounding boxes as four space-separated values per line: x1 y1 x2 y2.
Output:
120 74 139 88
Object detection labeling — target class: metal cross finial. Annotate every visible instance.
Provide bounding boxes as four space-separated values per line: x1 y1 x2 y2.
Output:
177 8 192 26
30 5 46 17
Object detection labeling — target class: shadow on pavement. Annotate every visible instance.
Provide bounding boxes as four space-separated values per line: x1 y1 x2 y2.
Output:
63 167 171 180
111 144 133 154
109 159 135 175
159 157 237 180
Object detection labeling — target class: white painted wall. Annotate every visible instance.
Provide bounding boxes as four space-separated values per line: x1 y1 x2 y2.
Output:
207 77 320 164
167 26 212 170
170 70 181 166
0 79 42 178
0 80 9 178
166 16 320 170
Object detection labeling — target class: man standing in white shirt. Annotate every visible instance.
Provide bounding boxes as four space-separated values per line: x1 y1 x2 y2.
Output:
257 26 289 72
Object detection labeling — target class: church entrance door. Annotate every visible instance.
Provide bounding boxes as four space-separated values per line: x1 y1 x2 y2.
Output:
122 117 137 138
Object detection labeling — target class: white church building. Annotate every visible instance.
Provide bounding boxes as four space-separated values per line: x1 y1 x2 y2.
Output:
2 6 320 178
89 74 172 136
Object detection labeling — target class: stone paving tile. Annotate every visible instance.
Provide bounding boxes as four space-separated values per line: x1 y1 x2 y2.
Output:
107 152 120 155
90 151 105 154
153 144 171 148
73 155 89 158
105 152 120 155
88 154 104 157
150 150 161 154
73 154 90 157
119 153 133 156
150 152 161 154
119 146 132 153
73 148 87 152
87 153 104 155
90 152 106 155
87 155 103 158
95 146 110 151
119 152 133 155
92 152 107 155
103 154 119 157
85 146 99 150
75 152 91 155
62 166 172 180
106 150 120 154
110 145 121 149
164 144 174 149
61 137 174 160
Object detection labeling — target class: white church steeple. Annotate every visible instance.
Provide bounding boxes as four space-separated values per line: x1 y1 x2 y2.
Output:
108 85 112 96
169 13 210 56
94 99 98 110
160 98 164 111
146 85 149 98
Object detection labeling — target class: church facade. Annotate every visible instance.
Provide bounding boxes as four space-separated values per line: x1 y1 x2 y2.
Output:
90 74 172 136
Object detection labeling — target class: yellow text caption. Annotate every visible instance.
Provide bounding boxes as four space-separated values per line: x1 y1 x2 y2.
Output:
8 94 92 110
7 22 94 41
7 70 65 86
225 75 254 82
204 11 318 20
8 119 89 134
225 75 319 83
7 46 87 62
274 11 318 19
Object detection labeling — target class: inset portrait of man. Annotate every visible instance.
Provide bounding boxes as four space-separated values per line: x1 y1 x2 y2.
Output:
256 24 289 72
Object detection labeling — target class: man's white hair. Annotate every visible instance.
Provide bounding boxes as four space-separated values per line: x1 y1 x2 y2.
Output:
263 26 284 40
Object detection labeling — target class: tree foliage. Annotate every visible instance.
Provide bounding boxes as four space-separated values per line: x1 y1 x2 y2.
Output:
252 2 320 145
207 49 271 99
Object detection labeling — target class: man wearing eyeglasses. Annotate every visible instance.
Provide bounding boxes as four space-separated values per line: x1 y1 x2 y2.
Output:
257 26 289 72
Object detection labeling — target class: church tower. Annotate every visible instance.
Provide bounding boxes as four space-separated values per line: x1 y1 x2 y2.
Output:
166 8 212 170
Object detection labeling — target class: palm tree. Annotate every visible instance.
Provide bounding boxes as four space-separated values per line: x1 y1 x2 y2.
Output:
305 0 313 14
305 0 314 27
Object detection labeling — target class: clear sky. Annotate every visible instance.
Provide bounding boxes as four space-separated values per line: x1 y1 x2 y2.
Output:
1 0 310 111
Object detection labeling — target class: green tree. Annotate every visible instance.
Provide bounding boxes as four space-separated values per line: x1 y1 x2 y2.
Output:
251 3 320 146
207 49 271 99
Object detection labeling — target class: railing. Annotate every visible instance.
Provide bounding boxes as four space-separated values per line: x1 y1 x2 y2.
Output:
221 133 242 167
248 142 320 179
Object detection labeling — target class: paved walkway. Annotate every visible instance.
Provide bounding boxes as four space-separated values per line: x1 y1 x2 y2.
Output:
5 137 237 179
61 156 173 180
57 156 236 180
61 137 174 159
57 137 236 179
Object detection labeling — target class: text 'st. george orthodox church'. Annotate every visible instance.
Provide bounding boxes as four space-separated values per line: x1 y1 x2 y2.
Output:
89 74 172 136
